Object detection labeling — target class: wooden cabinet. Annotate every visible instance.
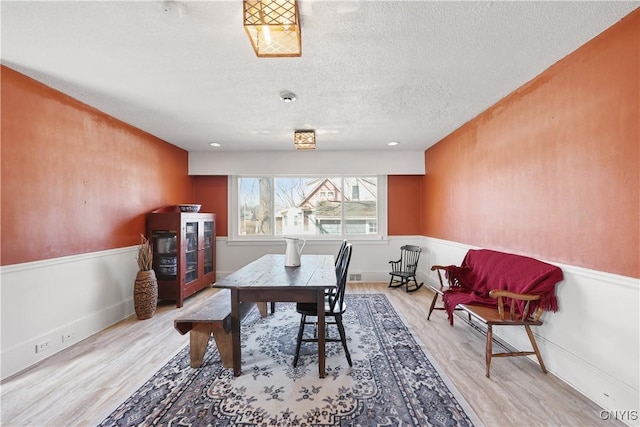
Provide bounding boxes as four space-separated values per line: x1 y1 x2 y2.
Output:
146 212 216 308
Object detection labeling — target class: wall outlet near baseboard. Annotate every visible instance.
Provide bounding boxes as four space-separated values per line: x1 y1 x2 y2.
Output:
349 273 362 281
62 332 74 343
35 339 51 353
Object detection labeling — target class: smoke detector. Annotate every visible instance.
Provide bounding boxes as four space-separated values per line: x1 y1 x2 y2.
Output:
161 1 189 17
280 91 297 103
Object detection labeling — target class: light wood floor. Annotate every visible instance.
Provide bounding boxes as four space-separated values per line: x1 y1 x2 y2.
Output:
1 283 617 426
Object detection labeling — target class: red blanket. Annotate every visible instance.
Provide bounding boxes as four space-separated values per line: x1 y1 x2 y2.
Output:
442 249 563 325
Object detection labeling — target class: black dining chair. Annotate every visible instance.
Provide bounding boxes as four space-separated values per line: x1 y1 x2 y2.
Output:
269 240 348 316
335 239 348 267
293 243 353 367
326 239 348 298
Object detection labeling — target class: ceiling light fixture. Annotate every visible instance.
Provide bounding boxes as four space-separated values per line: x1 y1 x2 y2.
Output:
243 0 302 58
388 141 399 146
209 142 221 147
294 130 315 150
280 91 297 102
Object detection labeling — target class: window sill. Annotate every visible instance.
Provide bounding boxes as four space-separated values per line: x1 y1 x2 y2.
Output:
222 236 389 246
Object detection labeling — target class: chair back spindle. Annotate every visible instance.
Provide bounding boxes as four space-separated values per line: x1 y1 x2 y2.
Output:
400 245 420 275
496 295 537 321
335 239 348 267
329 243 352 313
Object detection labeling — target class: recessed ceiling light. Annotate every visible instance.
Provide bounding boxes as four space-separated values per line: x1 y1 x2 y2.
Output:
388 141 399 146
209 142 221 147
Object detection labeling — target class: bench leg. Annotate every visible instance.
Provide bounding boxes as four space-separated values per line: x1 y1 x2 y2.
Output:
485 325 493 378
525 325 547 374
188 324 235 369
255 302 276 317
427 292 439 320
211 325 234 369
189 324 215 368
256 302 268 317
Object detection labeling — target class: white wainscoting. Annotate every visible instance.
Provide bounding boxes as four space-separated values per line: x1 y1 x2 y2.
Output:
216 236 425 284
3 236 638 424
1 238 416 380
420 236 640 423
0 247 138 380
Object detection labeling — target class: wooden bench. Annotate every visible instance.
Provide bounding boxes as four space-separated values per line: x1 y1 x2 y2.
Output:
427 249 563 378
174 289 271 368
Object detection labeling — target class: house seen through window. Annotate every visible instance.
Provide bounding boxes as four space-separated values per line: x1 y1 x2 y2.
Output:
234 176 383 239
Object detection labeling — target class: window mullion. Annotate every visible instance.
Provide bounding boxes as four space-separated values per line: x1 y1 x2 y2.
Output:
271 177 276 236
340 177 345 236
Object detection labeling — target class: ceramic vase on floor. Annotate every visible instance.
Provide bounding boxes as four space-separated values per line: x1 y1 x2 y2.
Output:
134 269 158 320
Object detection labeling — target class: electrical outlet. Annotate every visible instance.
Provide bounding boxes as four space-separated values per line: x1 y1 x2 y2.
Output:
35 339 51 353
62 332 74 343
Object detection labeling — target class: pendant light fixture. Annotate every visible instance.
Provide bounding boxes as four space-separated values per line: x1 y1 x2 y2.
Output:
294 130 315 150
243 0 302 57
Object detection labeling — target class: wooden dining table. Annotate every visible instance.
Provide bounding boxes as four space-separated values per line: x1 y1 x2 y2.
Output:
214 254 336 378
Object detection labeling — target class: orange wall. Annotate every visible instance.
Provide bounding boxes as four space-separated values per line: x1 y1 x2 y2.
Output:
422 10 639 278
191 175 421 237
192 176 229 237
0 60 419 266
1 66 192 265
388 175 422 235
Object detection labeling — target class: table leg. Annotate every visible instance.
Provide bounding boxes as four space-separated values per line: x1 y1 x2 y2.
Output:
317 288 326 378
231 288 242 377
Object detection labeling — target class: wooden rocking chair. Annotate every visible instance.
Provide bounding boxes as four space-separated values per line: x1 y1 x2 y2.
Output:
388 245 424 292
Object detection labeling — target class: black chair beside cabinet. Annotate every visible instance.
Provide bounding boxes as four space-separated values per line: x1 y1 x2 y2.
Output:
388 245 424 292
293 243 353 368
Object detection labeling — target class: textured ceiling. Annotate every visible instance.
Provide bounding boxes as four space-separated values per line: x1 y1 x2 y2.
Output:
2 1 637 152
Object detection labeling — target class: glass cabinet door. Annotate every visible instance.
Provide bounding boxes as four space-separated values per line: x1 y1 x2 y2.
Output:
185 221 199 283
203 221 214 275
152 231 177 280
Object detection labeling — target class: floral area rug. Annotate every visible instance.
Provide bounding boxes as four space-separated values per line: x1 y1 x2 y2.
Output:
100 293 479 426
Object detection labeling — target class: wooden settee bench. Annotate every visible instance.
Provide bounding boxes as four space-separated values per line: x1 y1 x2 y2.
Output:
174 289 271 368
427 249 564 377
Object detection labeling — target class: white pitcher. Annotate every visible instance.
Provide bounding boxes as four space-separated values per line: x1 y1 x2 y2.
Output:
284 237 306 267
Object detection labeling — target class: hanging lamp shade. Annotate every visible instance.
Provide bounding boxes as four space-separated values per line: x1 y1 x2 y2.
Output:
243 0 302 58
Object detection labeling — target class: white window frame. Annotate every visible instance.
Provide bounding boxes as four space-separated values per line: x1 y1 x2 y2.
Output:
229 175 388 242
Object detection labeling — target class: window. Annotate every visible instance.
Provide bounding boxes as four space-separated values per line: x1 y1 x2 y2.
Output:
230 176 387 240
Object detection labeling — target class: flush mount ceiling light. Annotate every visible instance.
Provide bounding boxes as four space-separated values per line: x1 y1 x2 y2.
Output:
243 0 301 58
294 130 315 150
